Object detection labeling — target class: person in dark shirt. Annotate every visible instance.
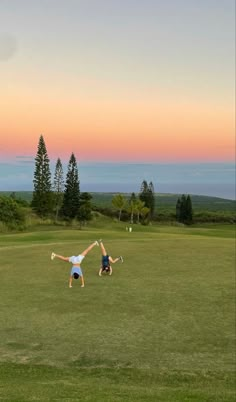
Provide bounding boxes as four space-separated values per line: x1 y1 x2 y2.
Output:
98 240 123 276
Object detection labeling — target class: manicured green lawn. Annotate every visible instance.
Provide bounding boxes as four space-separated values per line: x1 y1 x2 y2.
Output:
0 225 235 401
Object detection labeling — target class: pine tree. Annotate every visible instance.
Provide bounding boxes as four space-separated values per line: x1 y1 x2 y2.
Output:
185 195 193 224
31 135 52 216
139 180 149 206
179 194 187 223
176 197 181 222
176 194 193 224
139 180 155 220
61 153 80 219
53 158 64 221
148 181 155 218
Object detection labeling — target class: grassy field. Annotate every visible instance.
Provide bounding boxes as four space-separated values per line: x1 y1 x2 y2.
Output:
0 223 235 401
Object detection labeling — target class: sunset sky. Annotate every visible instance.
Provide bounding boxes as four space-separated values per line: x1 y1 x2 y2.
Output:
0 0 235 166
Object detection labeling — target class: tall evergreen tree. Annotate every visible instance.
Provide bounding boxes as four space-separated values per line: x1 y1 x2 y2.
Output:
176 194 193 224
139 180 149 205
139 180 155 220
176 197 181 222
148 181 155 218
53 158 64 221
31 135 52 216
130 192 136 204
185 195 193 224
179 194 187 223
61 153 80 219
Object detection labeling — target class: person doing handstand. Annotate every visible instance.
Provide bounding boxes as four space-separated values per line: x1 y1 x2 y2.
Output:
51 240 99 287
98 240 123 276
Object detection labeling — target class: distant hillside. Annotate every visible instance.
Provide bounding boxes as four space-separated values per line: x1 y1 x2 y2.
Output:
91 192 236 212
0 191 235 213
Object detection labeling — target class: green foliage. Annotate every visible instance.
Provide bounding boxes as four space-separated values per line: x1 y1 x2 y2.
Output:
89 193 236 213
0 196 26 230
0 191 34 203
180 194 187 223
112 194 127 221
148 181 155 218
31 135 52 217
61 153 80 219
139 180 155 219
176 194 193 225
127 193 137 223
176 197 181 221
186 194 193 223
126 193 150 224
10 191 29 207
1 191 235 224
77 192 93 226
52 157 64 221
194 211 236 223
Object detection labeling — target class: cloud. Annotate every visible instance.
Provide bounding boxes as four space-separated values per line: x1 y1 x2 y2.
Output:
15 155 35 164
15 156 34 159
0 33 18 62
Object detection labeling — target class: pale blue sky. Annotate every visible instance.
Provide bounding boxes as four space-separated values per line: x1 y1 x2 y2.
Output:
1 0 234 97
0 1 235 197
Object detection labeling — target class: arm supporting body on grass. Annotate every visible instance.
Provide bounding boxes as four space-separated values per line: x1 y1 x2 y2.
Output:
52 242 98 287
69 274 84 288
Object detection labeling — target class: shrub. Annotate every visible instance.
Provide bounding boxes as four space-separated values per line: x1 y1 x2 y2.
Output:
0 196 26 230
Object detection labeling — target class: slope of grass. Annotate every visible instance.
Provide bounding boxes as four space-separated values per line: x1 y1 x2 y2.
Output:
0 225 235 401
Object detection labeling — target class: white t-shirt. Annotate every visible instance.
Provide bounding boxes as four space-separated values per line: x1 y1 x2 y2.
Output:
69 255 85 265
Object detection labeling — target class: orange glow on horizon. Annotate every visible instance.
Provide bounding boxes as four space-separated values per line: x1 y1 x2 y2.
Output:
0 83 234 163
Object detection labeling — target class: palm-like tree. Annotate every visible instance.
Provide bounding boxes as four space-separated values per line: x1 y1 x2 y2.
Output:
112 194 127 221
135 199 150 223
126 199 136 223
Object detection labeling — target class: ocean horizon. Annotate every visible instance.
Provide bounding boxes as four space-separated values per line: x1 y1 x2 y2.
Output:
79 162 235 200
0 161 235 200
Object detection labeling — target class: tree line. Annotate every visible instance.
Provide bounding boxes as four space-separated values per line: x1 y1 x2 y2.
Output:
31 135 159 225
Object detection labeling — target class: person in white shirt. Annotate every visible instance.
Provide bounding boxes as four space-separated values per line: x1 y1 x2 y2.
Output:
51 240 99 288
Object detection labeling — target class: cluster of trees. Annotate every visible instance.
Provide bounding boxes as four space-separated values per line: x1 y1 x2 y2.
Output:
176 194 193 224
31 135 92 224
111 181 155 224
31 135 156 226
111 191 194 225
0 134 199 231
